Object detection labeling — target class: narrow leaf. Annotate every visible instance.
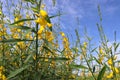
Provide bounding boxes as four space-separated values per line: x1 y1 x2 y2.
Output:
7 65 29 79
49 57 69 61
9 25 36 33
94 57 101 64
10 19 34 25
97 65 106 80
115 43 119 51
24 53 34 64
39 57 69 61
71 65 88 69
49 13 62 19
0 39 33 43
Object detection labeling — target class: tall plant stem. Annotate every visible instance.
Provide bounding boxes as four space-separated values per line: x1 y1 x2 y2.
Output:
35 0 42 72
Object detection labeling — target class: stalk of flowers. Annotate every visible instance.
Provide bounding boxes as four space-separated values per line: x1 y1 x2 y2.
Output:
98 47 105 64
10 14 24 39
34 8 60 70
0 66 7 80
81 42 87 56
60 32 73 65
107 56 119 79
0 24 7 40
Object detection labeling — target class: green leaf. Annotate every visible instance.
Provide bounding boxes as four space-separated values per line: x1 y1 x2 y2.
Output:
115 43 119 51
88 57 94 62
24 53 34 64
31 7 39 13
7 65 29 79
70 65 88 69
9 25 36 33
93 57 101 64
0 39 33 43
49 13 62 19
39 57 69 61
97 65 106 80
43 46 54 54
45 16 52 31
90 47 97 53
49 57 69 61
23 0 35 4
10 19 34 25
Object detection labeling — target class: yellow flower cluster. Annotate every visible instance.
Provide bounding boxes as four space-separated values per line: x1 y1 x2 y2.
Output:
0 25 8 40
98 47 104 64
45 31 54 42
60 32 69 50
17 42 26 49
108 58 112 65
0 66 7 80
14 15 24 26
0 27 7 37
107 57 119 79
60 32 73 65
82 42 87 56
35 9 53 40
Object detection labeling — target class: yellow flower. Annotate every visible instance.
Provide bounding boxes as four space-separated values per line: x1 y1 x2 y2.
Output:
45 58 48 62
17 29 21 32
15 16 24 26
50 61 56 68
99 47 103 54
19 22 24 26
69 74 76 79
35 18 47 26
83 42 87 49
2 75 6 80
11 28 17 33
108 58 112 65
38 26 45 35
13 34 19 39
0 66 6 80
0 24 2 28
17 42 26 49
25 33 32 39
114 67 119 74
15 17 19 22
107 72 113 79
45 31 54 41
47 23 52 27
0 66 4 71
63 37 68 42
0 38 2 40
60 32 65 37
40 10 48 18
0 11 2 15
82 42 87 56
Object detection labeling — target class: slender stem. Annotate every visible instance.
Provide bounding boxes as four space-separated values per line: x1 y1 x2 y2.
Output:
35 0 42 72
83 54 96 80
35 23 38 71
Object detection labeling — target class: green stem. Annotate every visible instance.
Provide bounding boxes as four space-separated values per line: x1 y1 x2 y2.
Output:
83 54 96 80
35 23 38 71
35 0 42 73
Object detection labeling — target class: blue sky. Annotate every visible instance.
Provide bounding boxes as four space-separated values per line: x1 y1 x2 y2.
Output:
45 0 120 46
1 0 120 46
